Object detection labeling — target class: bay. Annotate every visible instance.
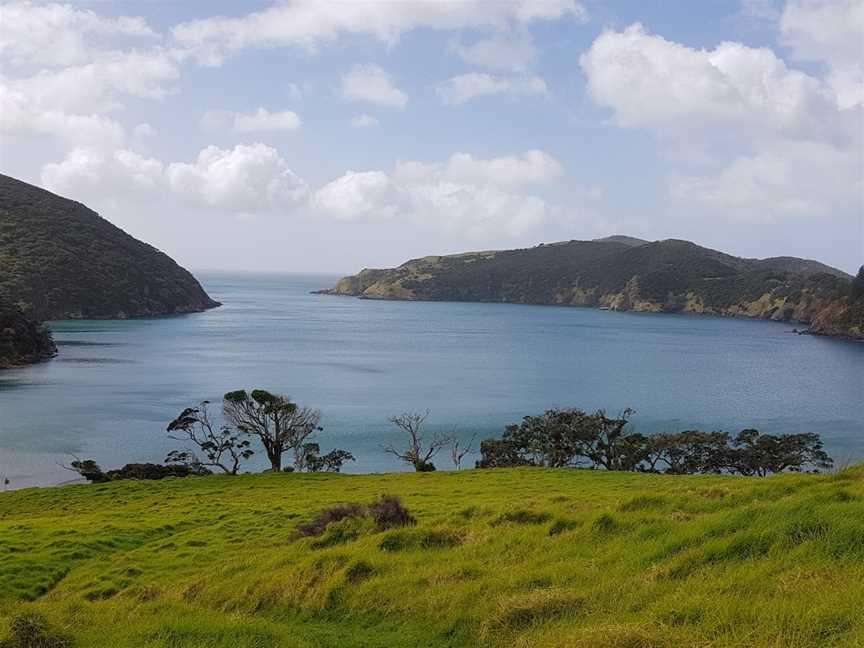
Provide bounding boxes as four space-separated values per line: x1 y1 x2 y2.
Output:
1 273 862 488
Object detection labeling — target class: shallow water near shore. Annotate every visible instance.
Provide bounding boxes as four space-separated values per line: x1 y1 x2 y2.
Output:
1 273 862 487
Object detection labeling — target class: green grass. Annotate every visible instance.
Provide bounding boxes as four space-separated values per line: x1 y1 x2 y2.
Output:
1 466 863 647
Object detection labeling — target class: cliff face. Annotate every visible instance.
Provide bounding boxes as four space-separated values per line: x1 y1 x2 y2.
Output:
319 238 862 339
0 298 56 368
0 174 220 321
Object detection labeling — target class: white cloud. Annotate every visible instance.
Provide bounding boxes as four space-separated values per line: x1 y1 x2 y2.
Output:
780 0 864 109
0 1 157 68
173 0 586 65
313 150 560 235
40 143 310 217
393 150 562 187
671 141 862 219
579 24 836 138
165 143 308 213
312 171 404 220
200 108 302 133
580 22 862 222
350 114 379 128
341 64 408 108
42 147 164 199
436 73 547 105
451 35 537 72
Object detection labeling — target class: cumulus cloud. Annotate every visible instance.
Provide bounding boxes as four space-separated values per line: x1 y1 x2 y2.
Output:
780 0 864 109
341 64 407 108
350 114 379 127
671 141 862 219
579 24 837 139
173 0 586 65
201 108 302 132
312 150 562 236
436 73 547 105
451 35 537 72
579 21 862 222
42 147 164 198
0 1 157 68
41 143 309 217
165 143 309 213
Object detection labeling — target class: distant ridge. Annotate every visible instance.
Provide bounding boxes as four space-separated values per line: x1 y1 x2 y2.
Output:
0 174 220 321
593 235 649 247
318 237 863 339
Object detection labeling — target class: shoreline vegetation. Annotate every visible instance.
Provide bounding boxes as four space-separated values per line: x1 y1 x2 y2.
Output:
46 391 834 493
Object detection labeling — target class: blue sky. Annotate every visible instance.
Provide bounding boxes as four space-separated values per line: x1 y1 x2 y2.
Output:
0 0 861 273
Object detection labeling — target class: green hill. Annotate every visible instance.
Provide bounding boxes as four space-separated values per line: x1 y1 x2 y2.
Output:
0 174 219 322
319 238 863 339
1 467 862 647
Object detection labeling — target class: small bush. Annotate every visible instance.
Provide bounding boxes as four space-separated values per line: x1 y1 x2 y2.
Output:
619 495 666 512
296 503 365 537
367 495 416 530
345 560 375 583
492 510 551 526
548 519 580 536
591 513 620 534
379 529 463 552
2 612 73 648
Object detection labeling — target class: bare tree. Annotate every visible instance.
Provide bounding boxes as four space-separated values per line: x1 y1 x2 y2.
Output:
384 410 452 472
166 401 253 475
450 432 477 470
222 389 321 472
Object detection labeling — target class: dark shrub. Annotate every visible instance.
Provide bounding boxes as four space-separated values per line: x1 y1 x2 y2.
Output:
548 519 580 536
367 495 416 530
2 612 73 648
492 510 551 526
296 503 365 537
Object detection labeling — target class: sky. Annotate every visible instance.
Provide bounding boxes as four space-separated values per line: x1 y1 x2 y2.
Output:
0 0 862 274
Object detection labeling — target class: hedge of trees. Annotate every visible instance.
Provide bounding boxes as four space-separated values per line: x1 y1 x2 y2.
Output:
476 408 833 476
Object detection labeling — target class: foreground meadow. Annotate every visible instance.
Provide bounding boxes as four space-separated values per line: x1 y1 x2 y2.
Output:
1 466 863 647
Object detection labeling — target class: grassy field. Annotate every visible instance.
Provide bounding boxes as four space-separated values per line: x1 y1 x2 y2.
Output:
1 466 863 647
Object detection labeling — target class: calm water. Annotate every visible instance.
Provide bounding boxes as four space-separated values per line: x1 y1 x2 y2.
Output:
1 273 862 487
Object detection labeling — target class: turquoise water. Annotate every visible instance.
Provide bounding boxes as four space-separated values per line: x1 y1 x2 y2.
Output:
1 273 862 487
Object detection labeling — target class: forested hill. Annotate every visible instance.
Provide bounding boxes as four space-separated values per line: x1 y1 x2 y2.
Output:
319 238 864 339
0 174 219 321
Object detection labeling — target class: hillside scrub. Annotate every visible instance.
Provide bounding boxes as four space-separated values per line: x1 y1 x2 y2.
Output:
1 466 862 647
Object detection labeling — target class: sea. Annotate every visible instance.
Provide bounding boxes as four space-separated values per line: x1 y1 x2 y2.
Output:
1 273 862 488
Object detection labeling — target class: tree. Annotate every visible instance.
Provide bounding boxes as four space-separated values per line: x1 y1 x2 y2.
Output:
297 443 355 472
165 401 253 474
643 431 731 474
62 457 108 483
384 410 452 472
727 429 833 476
222 389 321 472
450 433 476 470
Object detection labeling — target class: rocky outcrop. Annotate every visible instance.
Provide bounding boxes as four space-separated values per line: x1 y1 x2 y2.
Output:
319 238 862 339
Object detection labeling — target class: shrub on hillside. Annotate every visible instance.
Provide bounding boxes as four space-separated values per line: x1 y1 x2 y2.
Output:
0 611 73 648
296 495 415 539
367 495 416 529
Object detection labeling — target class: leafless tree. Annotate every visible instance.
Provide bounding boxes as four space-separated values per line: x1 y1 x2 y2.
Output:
384 410 452 472
222 389 321 471
450 432 477 470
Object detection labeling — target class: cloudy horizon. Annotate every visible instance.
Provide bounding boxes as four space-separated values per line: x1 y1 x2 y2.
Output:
1 0 861 274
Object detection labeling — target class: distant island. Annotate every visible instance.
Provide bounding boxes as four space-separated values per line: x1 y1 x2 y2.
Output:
318 236 864 339
0 174 220 367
